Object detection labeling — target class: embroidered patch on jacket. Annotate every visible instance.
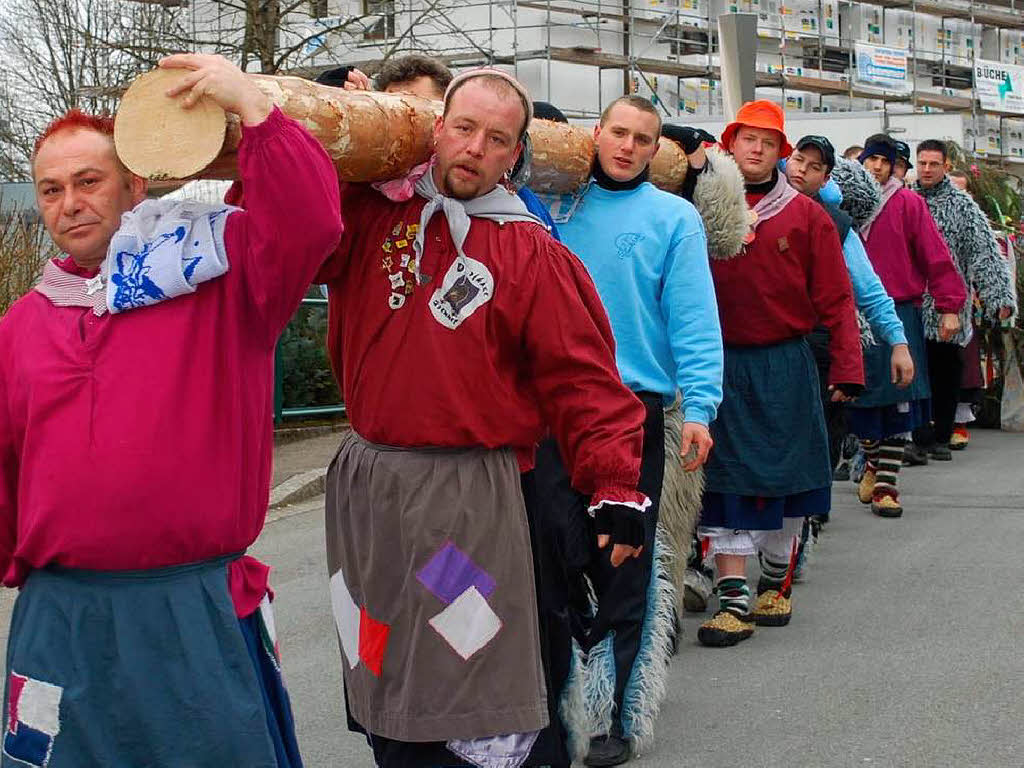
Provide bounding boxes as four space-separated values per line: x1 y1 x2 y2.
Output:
429 257 494 329
330 569 362 670
358 607 391 678
428 586 503 661
416 541 496 605
4 672 62 767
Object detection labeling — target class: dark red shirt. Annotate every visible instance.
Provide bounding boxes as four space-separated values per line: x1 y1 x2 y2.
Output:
316 183 646 501
710 191 864 386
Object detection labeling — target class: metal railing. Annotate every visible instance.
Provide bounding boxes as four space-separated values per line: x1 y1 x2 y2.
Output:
273 296 346 424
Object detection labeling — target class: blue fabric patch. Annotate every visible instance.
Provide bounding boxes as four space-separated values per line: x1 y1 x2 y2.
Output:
4 723 53 767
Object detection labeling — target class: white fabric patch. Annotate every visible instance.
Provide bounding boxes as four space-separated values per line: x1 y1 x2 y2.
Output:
329 569 361 669
429 586 502 661
18 678 63 736
447 730 541 768
955 402 976 424
429 256 494 330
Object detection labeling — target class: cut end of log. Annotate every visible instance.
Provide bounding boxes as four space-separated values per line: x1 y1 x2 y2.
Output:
114 68 227 180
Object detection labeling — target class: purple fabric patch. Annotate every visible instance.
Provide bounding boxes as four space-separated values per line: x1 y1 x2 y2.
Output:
417 541 496 605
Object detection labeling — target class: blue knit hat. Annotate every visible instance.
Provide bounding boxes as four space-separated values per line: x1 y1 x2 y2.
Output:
858 133 897 166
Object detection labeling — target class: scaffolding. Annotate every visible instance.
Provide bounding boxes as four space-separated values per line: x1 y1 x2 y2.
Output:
290 0 1021 166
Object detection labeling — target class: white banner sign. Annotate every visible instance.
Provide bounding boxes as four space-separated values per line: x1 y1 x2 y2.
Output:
975 59 1024 114
854 43 911 93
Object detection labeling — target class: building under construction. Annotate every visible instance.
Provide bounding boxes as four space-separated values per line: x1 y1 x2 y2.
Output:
150 0 1024 173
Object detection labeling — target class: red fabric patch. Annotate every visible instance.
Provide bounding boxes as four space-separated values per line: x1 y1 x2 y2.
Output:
358 607 390 678
7 673 26 733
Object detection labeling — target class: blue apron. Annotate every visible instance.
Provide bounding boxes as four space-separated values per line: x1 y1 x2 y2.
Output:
704 337 831 498
849 302 931 409
2 555 300 768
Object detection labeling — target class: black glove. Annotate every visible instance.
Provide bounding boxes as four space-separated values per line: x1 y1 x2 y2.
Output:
834 382 865 398
314 66 353 88
661 125 716 154
593 502 646 550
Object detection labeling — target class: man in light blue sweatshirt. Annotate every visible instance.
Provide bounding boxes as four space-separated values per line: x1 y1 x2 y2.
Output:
534 95 723 767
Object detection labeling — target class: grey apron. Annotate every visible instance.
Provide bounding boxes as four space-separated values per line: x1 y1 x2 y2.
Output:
325 431 549 743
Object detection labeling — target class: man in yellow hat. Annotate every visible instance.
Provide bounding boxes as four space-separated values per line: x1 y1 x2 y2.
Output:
695 100 864 647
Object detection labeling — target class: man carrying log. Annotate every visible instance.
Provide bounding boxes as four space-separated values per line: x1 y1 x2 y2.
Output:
315 68 650 768
0 53 342 766
533 95 724 767
695 101 863 647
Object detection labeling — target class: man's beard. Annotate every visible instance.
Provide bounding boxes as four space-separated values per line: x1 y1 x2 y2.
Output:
443 167 490 200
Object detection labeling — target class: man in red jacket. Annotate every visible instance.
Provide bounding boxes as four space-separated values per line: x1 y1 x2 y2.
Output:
316 68 649 768
0 54 343 766
695 101 864 647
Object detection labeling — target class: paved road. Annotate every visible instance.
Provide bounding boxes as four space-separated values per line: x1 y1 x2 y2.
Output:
2 430 1021 766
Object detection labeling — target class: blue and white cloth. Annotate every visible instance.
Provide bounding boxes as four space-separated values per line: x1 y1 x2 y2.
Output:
104 199 236 313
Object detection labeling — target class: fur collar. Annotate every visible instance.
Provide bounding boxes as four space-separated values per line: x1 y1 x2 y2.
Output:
829 158 881 231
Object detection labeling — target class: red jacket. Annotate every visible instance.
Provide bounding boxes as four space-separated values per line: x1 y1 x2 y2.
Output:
316 183 646 503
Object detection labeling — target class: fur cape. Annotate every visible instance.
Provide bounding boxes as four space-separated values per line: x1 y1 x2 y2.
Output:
914 177 1017 346
829 158 882 230
691 148 750 260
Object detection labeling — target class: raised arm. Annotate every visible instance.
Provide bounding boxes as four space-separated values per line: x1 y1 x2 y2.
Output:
161 54 344 341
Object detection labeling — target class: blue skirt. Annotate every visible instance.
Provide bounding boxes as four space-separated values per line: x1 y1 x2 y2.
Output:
850 302 931 409
704 338 831 498
700 487 831 531
2 556 301 768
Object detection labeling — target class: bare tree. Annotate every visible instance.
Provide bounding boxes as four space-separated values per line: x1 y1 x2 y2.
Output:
0 0 181 179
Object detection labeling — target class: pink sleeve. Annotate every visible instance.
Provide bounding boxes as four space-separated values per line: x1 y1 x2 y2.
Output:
223 107 344 341
0 335 18 580
908 194 968 314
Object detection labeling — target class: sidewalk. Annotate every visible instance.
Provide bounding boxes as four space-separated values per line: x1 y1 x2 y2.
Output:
270 427 349 509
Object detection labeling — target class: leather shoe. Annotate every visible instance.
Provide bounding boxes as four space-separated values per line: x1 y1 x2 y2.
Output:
584 735 631 767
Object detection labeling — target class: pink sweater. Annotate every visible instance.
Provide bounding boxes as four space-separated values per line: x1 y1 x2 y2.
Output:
862 188 967 314
0 108 342 617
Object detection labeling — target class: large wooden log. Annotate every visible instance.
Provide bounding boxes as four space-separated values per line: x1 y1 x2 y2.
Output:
114 69 686 194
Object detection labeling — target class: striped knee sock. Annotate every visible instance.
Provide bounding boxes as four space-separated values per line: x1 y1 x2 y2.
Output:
861 439 881 471
758 554 790 594
874 438 905 497
715 577 750 618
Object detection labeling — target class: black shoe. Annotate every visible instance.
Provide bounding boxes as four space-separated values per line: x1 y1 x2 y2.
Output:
902 443 929 466
584 735 631 767
833 463 851 482
929 444 953 461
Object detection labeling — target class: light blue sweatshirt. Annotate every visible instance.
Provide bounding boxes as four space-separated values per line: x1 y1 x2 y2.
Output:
545 181 724 426
817 175 907 345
